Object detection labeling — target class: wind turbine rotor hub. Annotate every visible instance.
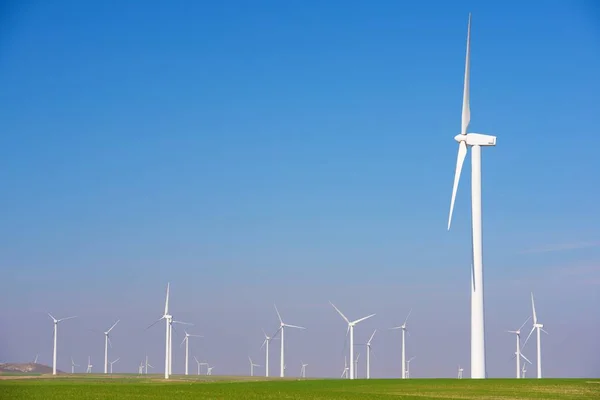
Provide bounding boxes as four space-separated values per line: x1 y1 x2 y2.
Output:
454 134 466 142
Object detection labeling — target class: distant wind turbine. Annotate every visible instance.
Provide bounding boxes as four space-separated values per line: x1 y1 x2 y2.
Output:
446 13 497 379
390 309 412 379
261 329 276 377
48 313 77 375
406 356 415 378
457 365 463 379
138 361 144 375
506 316 531 378
273 305 305 377
109 358 119 374
194 356 202 375
300 362 308 378
248 356 260 377
353 353 360 379
207 365 213 375
71 357 79 374
521 362 527 378
357 330 377 379
330 301 375 380
181 330 202 375
103 320 120 374
523 292 548 378
340 356 349 379
145 355 153 374
33 354 38 364
86 356 93 373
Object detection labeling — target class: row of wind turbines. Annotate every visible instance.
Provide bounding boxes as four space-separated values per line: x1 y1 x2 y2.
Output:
45 13 545 380
48 282 547 379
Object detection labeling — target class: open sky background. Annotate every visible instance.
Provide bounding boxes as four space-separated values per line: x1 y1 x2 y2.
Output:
1 0 599 378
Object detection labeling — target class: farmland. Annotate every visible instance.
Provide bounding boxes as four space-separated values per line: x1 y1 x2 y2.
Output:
1 375 599 399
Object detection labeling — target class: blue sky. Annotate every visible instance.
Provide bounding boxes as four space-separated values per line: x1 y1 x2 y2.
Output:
1 0 599 378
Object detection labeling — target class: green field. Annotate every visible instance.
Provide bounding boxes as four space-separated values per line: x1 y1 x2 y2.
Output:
1 376 599 399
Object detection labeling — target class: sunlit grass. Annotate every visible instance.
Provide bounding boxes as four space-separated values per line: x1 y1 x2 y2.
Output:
1 376 599 399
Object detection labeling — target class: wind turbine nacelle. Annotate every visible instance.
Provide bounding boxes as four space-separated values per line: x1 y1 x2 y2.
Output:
465 133 496 146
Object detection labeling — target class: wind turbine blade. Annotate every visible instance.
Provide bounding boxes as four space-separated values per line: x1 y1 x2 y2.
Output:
260 339 267 349
403 309 412 326
194 356 199 363
145 316 164 330
108 337 113 348
531 292 537 324
107 319 120 333
329 301 350 324
506 330 518 334
352 313 375 325
448 140 467 230
114 358 120 363
262 328 268 338
522 326 536 348
367 329 377 344
541 328 549 335
274 304 283 323
461 13 471 137
520 353 533 365
284 323 305 330
48 313 56 321
172 320 194 326
58 316 77 322
164 282 170 315
518 316 531 332
390 326 403 330
180 336 187 347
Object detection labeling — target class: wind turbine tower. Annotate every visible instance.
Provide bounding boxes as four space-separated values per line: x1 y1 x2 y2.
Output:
523 292 548 378
391 309 412 379
330 301 375 380
103 320 120 374
181 330 202 375
447 13 497 379
48 313 77 375
274 305 305 378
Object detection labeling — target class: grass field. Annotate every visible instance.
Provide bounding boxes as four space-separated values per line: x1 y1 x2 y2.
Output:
1 375 599 399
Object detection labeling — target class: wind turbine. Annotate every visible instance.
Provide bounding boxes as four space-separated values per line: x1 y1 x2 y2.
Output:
71 357 79 374
248 356 260 377
523 292 548 378
103 320 120 374
86 356 93 373
260 329 276 377
330 301 375 380
300 362 308 378
353 353 360 379
390 309 412 379
521 362 527 378
506 316 531 378
194 356 202 375
109 358 119 374
447 13 497 379
181 330 202 375
138 361 144 375
406 356 415 378
48 313 77 375
207 365 213 375
273 305 305 377
457 365 463 379
340 356 349 379
147 283 192 379
359 330 376 379
33 354 39 364
145 355 153 374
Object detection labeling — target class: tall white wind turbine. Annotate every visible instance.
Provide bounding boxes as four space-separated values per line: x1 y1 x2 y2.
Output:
261 329 276 377
146 283 172 379
523 292 548 378
447 13 497 379
330 301 375 380
103 320 120 374
506 316 531 378
364 330 376 379
181 330 202 375
273 305 305 378
109 358 120 374
48 313 77 375
390 309 412 379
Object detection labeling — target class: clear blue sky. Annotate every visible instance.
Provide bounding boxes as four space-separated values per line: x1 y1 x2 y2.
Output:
1 0 599 378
